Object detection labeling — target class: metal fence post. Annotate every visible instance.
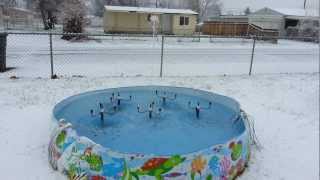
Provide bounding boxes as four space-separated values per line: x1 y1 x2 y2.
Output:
0 33 8 72
249 36 256 76
49 33 54 79
160 35 164 77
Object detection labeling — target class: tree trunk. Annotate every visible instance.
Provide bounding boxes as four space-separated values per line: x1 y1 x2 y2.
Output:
47 11 55 29
40 8 49 30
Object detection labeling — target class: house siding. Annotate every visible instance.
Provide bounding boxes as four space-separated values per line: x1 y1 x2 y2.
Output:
104 10 197 35
248 15 284 30
172 14 197 35
104 12 160 33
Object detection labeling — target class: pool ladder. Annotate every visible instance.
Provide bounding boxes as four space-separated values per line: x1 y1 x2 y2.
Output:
241 110 262 150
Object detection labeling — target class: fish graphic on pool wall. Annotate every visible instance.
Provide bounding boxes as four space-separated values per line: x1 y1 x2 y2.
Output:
129 155 186 180
80 147 104 172
101 157 125 177
229 141 243 161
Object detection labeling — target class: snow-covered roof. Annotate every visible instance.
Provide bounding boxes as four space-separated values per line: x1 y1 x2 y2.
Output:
251 7 319 18
251 7 284 16
274 8 306 16
274 8 319 17
10 7 34 13
105 6 198 15
207 15 248 23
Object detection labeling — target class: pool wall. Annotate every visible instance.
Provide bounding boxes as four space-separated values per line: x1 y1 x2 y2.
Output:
48 111 250 180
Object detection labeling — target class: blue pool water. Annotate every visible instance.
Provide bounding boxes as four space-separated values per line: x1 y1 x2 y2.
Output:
53 86 246 156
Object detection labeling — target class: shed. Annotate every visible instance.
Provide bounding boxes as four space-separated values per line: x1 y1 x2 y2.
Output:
274 8 319 29
103 6 198 35
248 7 285 31
249 7 319 36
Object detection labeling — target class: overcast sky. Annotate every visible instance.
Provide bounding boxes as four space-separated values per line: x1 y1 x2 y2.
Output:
221 0 319 15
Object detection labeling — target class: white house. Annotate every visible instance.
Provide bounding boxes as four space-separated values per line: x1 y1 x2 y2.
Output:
249 7 319 36
103 6 198 35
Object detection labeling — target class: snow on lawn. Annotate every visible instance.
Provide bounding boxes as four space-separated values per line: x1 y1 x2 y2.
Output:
4 35 319 77
0 73 318 180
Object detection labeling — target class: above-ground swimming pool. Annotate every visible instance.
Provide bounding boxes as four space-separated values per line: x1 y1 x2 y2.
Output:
49 86 251 180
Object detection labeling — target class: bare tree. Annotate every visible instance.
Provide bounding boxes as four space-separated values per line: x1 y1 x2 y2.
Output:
33 0 62 30
60 0 87 40
135 0 173 8
158 0 169 8
137 0 158 7
92 0 120 16
244 7 251 15
118 0 136 6
286 26 299 38
155 0 160 8
299 19 318 39
198 0 221 21
3 0 17 7
24 0 35 9
2 0 17 14
92 0 105 17
188 0 200 12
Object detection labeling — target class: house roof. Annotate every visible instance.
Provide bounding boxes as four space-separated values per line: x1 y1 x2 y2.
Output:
274 8 319 17
104 6 198 15
274 8 306 16
207 15 248 23
251 7 284 16
10 7 34 14
251 7 318 17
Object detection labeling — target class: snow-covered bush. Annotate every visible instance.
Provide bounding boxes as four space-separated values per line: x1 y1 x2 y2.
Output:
286 19 319 42
60 0 87 40
298 19 319 42
286 26 299 38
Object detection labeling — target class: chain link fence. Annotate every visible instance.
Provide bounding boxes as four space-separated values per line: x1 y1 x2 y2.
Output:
1 32 319 78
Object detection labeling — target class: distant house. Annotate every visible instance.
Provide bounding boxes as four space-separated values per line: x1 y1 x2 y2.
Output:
248 8 284 31
0 6 37 29
202 7 318 38
248 7 319 36
103 6 198 35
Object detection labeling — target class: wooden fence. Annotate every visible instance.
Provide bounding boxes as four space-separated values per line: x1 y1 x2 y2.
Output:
202 22 249 36
202 21 279 40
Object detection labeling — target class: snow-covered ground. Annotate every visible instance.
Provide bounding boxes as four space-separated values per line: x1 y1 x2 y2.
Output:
3 35 319 78
0 35 319 179
0 73 318 180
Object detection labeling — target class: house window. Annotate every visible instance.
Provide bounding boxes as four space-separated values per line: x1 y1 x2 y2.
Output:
185 17 189 25
180 16 184 25
179 16 190 26
147 14 151 22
